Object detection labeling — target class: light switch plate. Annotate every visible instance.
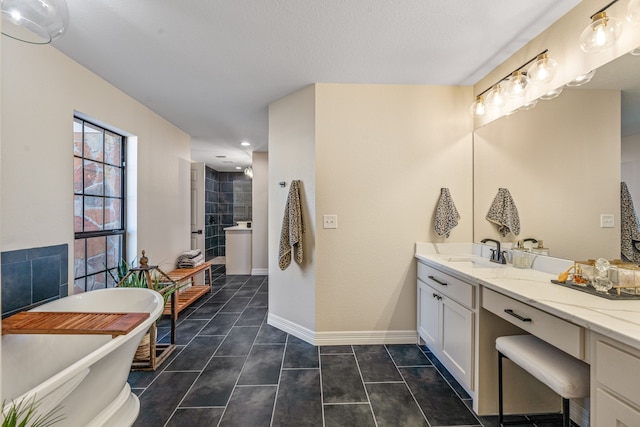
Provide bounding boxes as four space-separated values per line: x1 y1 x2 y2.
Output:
600 214 614 228
323 214 338 229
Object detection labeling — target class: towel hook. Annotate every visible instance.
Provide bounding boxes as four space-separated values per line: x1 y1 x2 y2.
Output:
279 181 287 188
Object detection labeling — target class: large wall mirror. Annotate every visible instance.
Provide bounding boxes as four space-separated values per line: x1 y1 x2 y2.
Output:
473 52 640 261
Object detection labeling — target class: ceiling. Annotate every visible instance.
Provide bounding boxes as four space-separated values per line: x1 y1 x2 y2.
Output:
52 0 581 171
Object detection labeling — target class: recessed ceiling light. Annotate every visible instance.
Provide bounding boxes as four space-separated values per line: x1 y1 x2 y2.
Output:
235 166 242 170
241 141 251 146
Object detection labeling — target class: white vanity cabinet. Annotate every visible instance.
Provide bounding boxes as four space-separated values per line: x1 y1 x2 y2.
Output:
591 333 640 426
417 261 475 391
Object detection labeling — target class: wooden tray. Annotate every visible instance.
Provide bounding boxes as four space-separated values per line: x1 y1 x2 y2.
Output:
2 312 149 337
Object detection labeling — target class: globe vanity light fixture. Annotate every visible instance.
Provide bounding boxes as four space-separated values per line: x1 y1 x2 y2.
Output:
1 0 69 44
579 0 624 53
470 50 559 118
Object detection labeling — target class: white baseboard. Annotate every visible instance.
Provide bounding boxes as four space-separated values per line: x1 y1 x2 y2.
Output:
267 312 418 346
314 330 418 346
267 313 315 344
251 268 268 275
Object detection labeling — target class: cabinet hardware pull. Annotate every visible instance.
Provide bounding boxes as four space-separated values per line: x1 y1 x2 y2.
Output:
428 275 448 286
504 309 532 322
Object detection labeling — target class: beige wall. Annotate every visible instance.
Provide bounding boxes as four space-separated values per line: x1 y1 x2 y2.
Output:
268 83 472 342
268 85 317 336
474 89 621 260
1 39 191 287
251 151 268 274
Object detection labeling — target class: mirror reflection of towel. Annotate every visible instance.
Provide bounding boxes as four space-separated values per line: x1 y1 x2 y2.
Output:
434 188 460 238
279 180 304 270
486 188 520 237
621 182 640 263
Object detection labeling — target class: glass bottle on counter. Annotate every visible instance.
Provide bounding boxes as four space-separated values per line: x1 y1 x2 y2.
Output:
530 240 549 256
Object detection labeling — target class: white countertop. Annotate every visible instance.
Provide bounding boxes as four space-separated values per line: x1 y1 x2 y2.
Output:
224 226 253 231
415 242 640 351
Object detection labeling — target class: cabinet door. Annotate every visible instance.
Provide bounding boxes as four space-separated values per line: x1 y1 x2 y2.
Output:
441 296 474 390
417 280 440 350
595 388 640 427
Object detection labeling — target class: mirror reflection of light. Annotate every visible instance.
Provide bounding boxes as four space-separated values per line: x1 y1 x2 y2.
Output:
10 9 22 23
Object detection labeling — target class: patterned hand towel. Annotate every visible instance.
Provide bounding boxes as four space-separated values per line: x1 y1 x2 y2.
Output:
279 180 304 270
621 182 640 263
486 188 520 237
434 188 460 238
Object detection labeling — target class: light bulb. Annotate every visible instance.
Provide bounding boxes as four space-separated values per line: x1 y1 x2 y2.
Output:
628 0 640 25
566 70 596 87
486 84 506 110
527 53 558 84
579 12 623 53
539 87 564 100
505 71 530 99
470 95 487 117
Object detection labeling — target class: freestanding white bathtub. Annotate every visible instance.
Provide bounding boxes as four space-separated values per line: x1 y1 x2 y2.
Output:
2 288 164 427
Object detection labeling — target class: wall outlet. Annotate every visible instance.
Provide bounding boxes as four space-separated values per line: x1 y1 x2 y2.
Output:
323 214 338 229
600 214 614 228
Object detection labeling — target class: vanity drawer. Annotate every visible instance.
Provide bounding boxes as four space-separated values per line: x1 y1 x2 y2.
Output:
596 340 640 406
482 288 584 359
417 263 474 309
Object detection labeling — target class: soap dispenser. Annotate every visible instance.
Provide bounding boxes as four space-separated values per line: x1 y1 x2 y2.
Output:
511 240 533 269
530 240 549 256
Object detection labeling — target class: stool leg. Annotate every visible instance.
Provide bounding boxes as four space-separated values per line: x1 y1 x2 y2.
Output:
498 351 505 426
562 398 570 427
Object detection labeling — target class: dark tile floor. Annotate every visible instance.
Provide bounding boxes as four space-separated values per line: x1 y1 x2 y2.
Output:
129 269 565 427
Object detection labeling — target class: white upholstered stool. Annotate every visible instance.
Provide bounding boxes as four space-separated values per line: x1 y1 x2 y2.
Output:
496 335 590 427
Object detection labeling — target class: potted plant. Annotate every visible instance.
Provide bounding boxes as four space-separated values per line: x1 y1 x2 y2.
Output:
1 397 63 427
108 256 183 366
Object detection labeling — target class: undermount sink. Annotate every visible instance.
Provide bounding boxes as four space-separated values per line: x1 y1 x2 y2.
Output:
444 256 504 268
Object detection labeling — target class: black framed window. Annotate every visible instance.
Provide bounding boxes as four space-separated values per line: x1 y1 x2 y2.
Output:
73 117 126 293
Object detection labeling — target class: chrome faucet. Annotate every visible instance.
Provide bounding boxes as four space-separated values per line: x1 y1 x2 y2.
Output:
480 238 506 264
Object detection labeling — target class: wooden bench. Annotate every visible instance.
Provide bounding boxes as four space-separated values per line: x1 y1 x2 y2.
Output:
160 260 213 317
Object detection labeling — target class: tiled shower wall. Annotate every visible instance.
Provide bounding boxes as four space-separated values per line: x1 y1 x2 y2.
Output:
1 244 69 318
205 167 252 260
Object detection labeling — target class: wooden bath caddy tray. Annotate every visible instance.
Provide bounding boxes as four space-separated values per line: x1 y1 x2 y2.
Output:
1 312 149 337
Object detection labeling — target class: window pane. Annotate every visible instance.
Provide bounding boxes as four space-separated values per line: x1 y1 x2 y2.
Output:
86 236 106 275
73 157 83 194
84 122 103 161
73 118 83 157
104 165 121 197
87 272 106 291
104 198 121 230
84 160 104 196
106 271 117 288
106 234 122 269
84 196 104 231
74 238 86 278
74 195 84 232
105 131 122 165
74 277 86 294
